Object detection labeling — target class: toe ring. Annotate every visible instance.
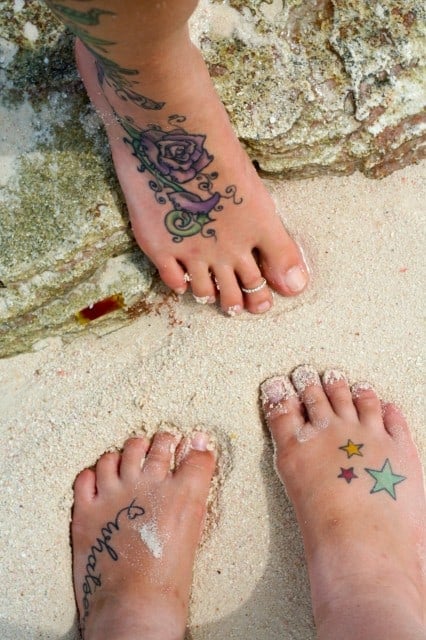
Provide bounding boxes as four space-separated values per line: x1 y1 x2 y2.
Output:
241 278 267 294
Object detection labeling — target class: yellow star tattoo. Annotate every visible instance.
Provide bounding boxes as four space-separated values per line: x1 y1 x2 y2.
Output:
339 439 364 458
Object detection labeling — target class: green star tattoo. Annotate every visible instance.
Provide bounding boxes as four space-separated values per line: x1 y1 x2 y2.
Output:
365 458 406 500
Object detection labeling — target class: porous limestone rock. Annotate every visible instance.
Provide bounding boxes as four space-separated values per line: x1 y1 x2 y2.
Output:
0 0 424 357
197 0 425 177
0 1 154 358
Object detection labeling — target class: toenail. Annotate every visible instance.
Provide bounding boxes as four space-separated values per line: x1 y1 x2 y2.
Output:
256 300 271 313
261 376 297 404
282 265 307 293
351 381 375 398
291 365 321 393
191 432 210 451
193 294 215 305
322 369 348 385
226 304 242 317
175 287 186 295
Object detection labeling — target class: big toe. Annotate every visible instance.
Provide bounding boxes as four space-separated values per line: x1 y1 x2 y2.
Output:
174 432 216 501
260 228 309 297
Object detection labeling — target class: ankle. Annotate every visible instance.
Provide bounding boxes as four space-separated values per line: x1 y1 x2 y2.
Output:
313 577 424 640
316 596 425 640
83 592 187 640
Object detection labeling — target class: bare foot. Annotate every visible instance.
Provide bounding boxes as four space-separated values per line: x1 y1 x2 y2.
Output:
75 37 308 316
72 432 216 640
261 366 425 640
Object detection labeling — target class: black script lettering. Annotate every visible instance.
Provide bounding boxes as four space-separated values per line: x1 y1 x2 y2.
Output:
80 499 145 623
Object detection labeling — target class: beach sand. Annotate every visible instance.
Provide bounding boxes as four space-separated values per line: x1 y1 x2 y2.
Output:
0 164 424 639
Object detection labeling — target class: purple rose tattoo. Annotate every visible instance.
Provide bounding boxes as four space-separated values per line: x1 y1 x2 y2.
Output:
121 116 242 242
139 129 213 184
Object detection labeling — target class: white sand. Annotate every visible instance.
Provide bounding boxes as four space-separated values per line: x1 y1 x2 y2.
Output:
0 165 425 639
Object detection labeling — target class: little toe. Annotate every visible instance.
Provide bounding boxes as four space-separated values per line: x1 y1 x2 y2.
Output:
260 375 303 450
291 365 334 425
74 468 96 504
174 433 216 501
142 432 179 479
120 437 149 482
95 451 121 493
213 266 243 317
156 257 189 295
351 382 383 429
382 402 411 441
238 260 273 314
322 369 358 422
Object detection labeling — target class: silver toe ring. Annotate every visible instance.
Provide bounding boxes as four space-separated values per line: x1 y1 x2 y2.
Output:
241 278 267 294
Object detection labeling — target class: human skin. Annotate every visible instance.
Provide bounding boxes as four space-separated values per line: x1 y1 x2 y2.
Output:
71 367 425 639
261 365 426 640
72 431 216 640
45 0 309 316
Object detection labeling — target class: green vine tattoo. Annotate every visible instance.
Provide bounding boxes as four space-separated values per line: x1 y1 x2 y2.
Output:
46 1 165 110
48 1 243 241
121 114 242 242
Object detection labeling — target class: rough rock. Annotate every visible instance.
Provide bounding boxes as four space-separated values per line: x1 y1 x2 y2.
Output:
0 0 424 357
194 0 426 178
0 1 154 358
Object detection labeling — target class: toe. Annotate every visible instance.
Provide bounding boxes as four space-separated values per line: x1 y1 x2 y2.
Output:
322 370 358 422
174 433 216 501
142 432 179 479
213 266 243 317
291 365 334 426
259 227 308 297
95 451 121 493
185 262 216 304
237 258 273 314
382 402 411 441
351 382 383 429
120 437 149 482
156 257 188 295
260 375 303 450
74 468 96 503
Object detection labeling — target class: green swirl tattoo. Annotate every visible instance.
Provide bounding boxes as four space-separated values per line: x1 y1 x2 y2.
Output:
121 115 242 242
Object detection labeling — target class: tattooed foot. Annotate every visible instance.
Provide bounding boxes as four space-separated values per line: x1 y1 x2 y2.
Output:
75 37 308 316
72 432 216 640
261 366 425 640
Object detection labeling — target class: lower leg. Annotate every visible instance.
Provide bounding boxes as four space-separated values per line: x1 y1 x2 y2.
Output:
261 366 425 640
46 0 308 315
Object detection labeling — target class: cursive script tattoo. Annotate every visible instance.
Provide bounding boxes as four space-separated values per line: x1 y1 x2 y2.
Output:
121 115 243 242
46 1 165 110
80 499 145 634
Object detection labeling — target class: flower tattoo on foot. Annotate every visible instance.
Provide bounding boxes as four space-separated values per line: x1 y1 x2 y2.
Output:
121 115 242 242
